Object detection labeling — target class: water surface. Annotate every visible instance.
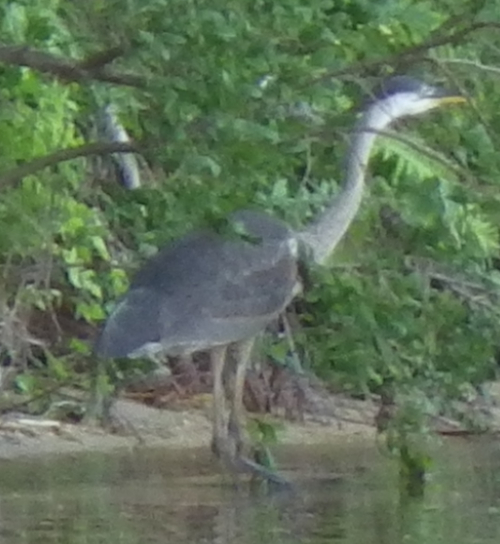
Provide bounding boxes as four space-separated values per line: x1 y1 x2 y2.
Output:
0 438 499 543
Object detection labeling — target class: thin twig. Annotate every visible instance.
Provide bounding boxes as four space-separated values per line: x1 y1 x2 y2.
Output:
0 141 140 189
405 257 500 312
438 58 500 77
316 124 473 185
0 383 65 415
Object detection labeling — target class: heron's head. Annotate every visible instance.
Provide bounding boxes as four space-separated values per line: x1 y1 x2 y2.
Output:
365 76 466 127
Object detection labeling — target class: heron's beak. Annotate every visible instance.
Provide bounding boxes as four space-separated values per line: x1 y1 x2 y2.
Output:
431 88 467 106
436 95 467 106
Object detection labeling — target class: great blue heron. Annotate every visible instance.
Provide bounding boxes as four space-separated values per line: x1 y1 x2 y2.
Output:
97 103 141 190
94 76 464 482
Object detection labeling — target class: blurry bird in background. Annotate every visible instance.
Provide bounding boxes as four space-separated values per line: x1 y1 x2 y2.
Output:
95 103 142 190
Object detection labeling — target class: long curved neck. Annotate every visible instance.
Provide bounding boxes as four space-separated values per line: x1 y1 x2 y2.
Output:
299 106 393 265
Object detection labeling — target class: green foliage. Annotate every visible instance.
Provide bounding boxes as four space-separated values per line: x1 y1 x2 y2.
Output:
248 416 282 482
1 0 500 466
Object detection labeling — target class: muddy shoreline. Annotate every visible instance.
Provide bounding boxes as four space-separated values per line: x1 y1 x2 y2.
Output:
0 394 377 460
0 380 499 461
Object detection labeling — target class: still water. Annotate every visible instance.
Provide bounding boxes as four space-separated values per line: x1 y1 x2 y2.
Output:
0 438 499 543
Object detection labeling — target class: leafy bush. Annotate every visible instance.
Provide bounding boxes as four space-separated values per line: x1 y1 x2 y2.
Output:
0 0 500 460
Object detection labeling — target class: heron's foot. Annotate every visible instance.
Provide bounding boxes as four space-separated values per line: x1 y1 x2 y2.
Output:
211 427 237 463
212 406 248 461
234 454 292 489
211 432 291 489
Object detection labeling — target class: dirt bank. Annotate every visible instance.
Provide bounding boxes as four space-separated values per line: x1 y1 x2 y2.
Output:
0 382 498 461
0 393 376 460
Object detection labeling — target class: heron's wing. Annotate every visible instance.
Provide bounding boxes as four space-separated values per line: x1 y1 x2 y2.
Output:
209 240 297 319
154 238 298 352
130 232 226 292
97 211 299 356
95 288 163 358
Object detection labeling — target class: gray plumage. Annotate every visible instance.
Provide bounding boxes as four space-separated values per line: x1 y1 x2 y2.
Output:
96 210 298 358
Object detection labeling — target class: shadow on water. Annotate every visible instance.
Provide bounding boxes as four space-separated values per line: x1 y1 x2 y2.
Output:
0 438 499 543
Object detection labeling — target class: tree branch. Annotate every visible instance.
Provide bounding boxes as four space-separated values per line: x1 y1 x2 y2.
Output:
307 21 500 86
0 44 145 88
79 45 128 70
0 142 141 189
438 58 500 77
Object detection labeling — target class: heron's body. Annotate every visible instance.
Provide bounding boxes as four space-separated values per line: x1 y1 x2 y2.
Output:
96 210 298 359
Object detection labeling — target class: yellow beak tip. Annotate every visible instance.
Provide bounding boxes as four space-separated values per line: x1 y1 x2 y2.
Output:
439 95 467 106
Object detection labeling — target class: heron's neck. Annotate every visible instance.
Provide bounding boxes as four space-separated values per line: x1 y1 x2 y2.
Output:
299 107 392 265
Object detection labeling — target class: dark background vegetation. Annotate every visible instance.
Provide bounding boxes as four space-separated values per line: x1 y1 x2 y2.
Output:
0 0 499 445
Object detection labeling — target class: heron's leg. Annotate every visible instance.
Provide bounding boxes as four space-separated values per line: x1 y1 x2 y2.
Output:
228 338 255 455
210 345 230 459
212 342 291 488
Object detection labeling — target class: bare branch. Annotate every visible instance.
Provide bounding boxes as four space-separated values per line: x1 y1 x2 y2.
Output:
0 142 140 189
365 127 473 183
312 124 474 184
405 256 500 313
438 58 500 77
306 21 500 86
0 44 145 88
79 45 128 70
